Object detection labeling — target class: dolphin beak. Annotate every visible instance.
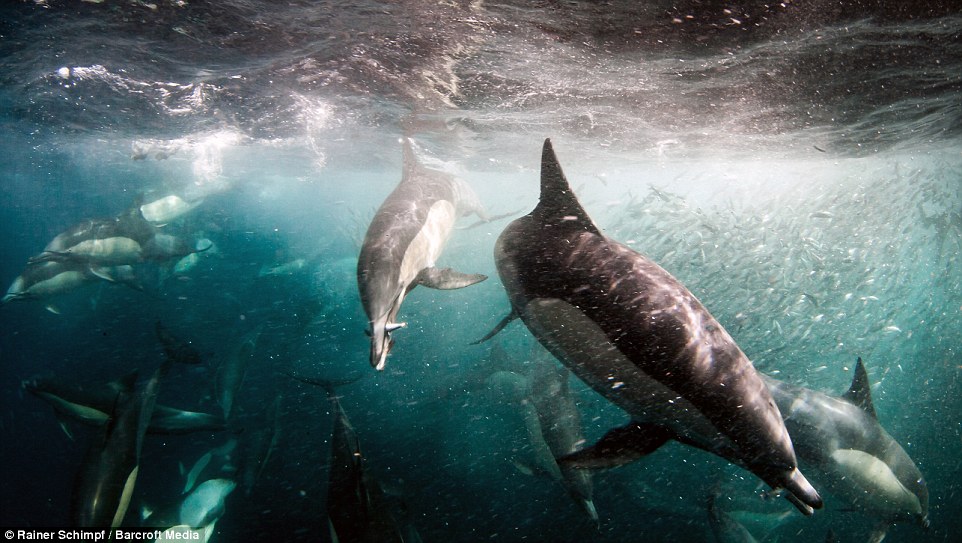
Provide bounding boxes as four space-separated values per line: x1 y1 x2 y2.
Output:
371 335 389 371
779 467 822 515
369 320 405 371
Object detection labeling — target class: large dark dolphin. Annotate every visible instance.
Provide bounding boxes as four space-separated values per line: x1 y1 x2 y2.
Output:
763 358 928 529
357 139 489 370
484 139 821 514
71 359 169 527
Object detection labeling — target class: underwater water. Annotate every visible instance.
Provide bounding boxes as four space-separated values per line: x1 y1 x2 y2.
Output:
1 1 960 541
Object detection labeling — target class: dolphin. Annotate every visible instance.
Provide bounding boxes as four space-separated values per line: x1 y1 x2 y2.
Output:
29 207 204 268
707 493 760 543
24 374 225 436
258 257 310 277
357 139 489 370
482 139 821 514
763 358 928 529
483 369 559 478
29 208 157 267
172 238 217 276
484 359 598 524
215 323 264 420
181 440 238 495
71 358 169 527
139 194 205 227
240 395 281 496
142 478 236 543
2 261 142 307
3 261 92 304
287 375 415 542
324 382 412 543
528 357 598 524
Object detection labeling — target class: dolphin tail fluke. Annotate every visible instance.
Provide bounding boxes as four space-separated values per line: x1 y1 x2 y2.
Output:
471 310 518 345
282 372 362 397
558 421 673 470
415 267 487 290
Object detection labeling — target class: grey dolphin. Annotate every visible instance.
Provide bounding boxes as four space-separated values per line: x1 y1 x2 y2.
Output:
30 208 157 266
707 493 760 543
357 139 488 370
485 358 599 524
24 374 225 436
763 358 928 529
30 207 202 267
483 139 821 514
240 395 281 496
139 194 205 227
527 356 598 524
142 478 236 542
181 439 238 495
2 260 142 306
71 358 169 527
215 323 264 420
287 375 417 542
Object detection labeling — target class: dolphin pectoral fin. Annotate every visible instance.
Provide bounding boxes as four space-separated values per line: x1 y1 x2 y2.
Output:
557 422 674 470
471 311 518 345
386 322 406 332
88 266 116 282
415 267 487 290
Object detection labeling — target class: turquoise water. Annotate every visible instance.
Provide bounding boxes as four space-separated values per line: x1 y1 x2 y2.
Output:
1 2 960 541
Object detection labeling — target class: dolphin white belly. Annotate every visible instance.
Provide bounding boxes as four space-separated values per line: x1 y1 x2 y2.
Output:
10 269 88 299
140 195 203 225
828 448 924 517
60 236 143 264
398 199 456 287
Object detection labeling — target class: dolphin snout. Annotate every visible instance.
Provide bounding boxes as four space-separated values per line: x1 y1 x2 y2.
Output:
368 319 405 371
369 332 390 371
779 467 822 515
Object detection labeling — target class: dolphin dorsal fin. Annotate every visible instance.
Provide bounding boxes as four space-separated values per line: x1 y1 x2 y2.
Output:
535 139 600 235
842 357 877 419
400 138 423 183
